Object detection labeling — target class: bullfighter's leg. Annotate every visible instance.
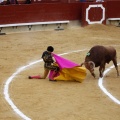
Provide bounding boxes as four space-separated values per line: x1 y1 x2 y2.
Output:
112 59 119 76
28 69 49 79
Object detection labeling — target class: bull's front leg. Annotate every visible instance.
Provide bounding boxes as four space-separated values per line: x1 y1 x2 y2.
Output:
99 61 105 78
99 63 105 78
99 66 103 78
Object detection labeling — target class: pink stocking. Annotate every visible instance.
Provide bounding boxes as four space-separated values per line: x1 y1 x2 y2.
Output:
29 75 41 79
49 71 57 80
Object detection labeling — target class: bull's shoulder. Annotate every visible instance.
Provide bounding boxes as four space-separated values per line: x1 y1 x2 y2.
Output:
89 45 106 54
105 46 116 55
105 46 116 51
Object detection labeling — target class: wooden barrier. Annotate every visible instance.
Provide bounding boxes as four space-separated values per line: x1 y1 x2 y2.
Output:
0 3 82 25
106 1 120 26
0 1 120 28
0 21 69 28
107 18 120 26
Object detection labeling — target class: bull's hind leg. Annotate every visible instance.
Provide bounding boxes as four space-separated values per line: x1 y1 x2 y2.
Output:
112 58 119 76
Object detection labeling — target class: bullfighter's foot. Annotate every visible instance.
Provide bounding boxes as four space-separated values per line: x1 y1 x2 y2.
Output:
28 76 32 79
28 75 41 79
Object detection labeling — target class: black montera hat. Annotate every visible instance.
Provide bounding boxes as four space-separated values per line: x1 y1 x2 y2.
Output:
47 46 54 52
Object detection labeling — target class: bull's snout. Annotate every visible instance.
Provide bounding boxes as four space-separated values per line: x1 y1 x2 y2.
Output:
84 61 96 78
91 72 96 78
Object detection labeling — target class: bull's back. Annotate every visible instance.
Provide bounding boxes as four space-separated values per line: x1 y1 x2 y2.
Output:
105 46 116 63
86 45 106 59
85 45 116 67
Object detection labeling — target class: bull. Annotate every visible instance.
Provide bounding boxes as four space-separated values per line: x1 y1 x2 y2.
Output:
81 45 119 78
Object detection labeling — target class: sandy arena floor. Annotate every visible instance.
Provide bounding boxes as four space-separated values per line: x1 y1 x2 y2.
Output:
0 24 120 120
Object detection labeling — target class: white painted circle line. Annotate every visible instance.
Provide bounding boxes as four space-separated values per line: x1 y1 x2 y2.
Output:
3 49 87 120
98 63 120 105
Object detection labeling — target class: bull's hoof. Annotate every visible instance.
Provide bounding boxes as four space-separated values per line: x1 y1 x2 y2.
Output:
100 75 103 78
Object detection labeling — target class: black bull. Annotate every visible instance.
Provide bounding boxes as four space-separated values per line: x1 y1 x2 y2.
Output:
81 45 119 78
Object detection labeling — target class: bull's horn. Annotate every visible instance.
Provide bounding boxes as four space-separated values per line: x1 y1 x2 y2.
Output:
88 61 95 69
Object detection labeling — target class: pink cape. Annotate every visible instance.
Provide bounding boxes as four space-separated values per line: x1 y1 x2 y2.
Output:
49 53 86 82
52 53 79 69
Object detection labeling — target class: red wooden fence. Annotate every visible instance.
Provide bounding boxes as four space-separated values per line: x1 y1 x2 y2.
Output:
0 1 120 26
